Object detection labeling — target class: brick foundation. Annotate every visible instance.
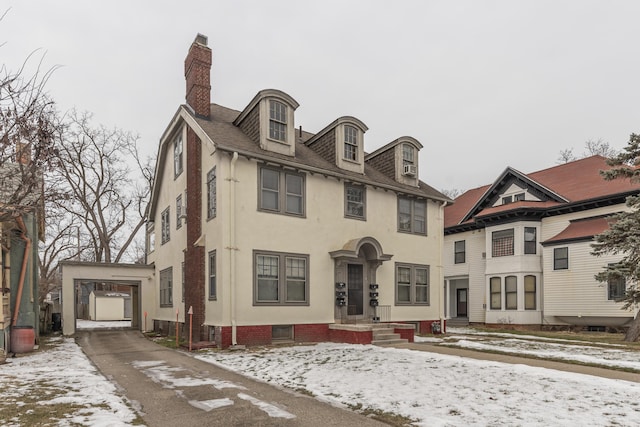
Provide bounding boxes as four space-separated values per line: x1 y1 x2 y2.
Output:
328 328 373 345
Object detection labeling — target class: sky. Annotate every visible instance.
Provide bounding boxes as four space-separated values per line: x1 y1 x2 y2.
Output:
2 1 640 193
3 328 640 425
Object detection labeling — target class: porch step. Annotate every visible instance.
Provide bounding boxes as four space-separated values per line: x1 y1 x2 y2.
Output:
447 317 469 327
371 328 408 346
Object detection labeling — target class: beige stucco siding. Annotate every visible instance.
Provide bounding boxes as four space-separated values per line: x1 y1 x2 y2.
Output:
200 155 442 327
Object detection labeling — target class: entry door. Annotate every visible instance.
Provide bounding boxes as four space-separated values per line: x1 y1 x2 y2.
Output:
347 264 364 316
456 288 468 317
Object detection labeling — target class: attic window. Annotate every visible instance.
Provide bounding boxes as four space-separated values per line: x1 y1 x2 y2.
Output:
514 193 525 201
269 100 287 142
502 196 512 205
344 125 358 161
402 144 415 165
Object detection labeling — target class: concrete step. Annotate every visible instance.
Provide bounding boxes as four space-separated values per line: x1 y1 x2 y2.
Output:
372 333 401 341
371 338 409 346
371 328 394 336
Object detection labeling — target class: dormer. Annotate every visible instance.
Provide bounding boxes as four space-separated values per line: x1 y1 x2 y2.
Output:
365 137 423 187
305 116 368 174
234 89 299 157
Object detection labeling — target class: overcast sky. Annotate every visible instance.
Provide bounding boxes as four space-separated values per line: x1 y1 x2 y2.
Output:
3 1 639 193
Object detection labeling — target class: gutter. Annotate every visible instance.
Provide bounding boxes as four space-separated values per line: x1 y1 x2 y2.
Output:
229 152 239 346
438 201 448 332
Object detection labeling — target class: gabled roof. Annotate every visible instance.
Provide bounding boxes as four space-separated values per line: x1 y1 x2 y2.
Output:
148 103 450 219
445 156 640 230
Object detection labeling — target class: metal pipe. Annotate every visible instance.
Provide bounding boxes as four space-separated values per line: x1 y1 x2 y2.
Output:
229 152 238 346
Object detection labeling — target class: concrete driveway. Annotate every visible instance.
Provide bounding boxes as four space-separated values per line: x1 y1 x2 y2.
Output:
76 330 384 427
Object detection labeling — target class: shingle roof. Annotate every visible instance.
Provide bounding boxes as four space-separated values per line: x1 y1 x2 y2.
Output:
542 216 612 245
191 104 449 202
445 156 640 229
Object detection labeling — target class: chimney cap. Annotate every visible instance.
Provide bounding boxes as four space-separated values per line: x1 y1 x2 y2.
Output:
194 33 208 46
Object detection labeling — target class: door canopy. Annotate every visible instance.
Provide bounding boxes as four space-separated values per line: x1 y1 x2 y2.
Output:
329 236 393 262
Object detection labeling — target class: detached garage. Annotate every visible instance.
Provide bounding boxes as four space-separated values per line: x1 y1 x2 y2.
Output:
89 291 131 321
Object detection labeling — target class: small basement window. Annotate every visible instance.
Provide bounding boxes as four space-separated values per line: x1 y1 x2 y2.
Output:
272 325 293 341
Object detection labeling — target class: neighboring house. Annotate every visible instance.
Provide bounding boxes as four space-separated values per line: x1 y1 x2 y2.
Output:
443 156 640 329
89 291 131 321
146 35 450 348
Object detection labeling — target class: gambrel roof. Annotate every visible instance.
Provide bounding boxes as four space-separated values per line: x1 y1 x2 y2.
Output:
445 155 640 233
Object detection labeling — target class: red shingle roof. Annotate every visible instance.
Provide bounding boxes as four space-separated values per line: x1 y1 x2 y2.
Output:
543 216 611 245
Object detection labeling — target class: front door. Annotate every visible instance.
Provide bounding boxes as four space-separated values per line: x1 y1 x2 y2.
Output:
347 264 364 316
456 288 468 317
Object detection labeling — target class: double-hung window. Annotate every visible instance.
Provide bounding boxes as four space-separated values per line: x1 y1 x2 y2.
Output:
490 277 501 309
607 264 626 300
269 100 287 142
174 133 183 178
524 227 536 254
398 197 426 234
402 144 414 166
505 276 517 310
209 251 216 300
454 240 465 264
259 167 305 216
524 275 536 309
176 195 183 229
554 247 568 270
161 207 170 244
344 125 358 161
395 263 430 305
160 267 173 307
207 167 216 219
181 262 185 302
492 229 514 257
345 183 366 219
254 251 309 305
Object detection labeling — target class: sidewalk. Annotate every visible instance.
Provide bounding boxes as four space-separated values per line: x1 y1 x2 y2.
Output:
392 341 640 383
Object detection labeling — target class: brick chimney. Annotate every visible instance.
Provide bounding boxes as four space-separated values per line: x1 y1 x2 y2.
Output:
184 34 212 118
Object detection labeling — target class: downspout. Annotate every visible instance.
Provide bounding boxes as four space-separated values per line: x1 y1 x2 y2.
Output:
11 215 31 327
229 152 238 346
438 201 448 333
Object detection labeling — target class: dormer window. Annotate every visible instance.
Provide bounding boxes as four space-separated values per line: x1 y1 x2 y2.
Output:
269 100 287 142
402 144 415 166
344 125 358 161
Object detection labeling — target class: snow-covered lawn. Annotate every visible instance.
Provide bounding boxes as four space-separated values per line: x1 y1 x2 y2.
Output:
0 336 139 426
196 338 640 426
76 319 131 330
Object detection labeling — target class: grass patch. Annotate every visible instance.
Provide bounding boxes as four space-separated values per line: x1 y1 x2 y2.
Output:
347 403 417 426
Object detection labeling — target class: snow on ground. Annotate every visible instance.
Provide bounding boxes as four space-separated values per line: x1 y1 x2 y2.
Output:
76 319 131 330
196 342 640 427
0 336 138 426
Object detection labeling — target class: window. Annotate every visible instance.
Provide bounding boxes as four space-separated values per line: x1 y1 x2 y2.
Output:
398 197 426 234
492 229 514 257
345 183 366 219
176 195 183 229
524 227 536 254
502 196 512 205
505 276 517 310
209 251 216 300
490 277 501 309
269 100 287 142
254 251 309 305
396 264 430 305
181 262 185 302
259 167 305 216
207 167 216 219
554 247 568 270
608 265 626 300
454 240 465 264
160 267 173 307
402 144 414 165
524 275 536 310
515 193 525 201
161 207 170 244
344 125 358 161
272 325 293 341
174 133 183 178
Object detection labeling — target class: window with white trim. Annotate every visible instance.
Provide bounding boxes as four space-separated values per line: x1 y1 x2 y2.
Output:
207 167 216 219
269 100 287 142
161 207 170 244
398 197 426 234
402 144 414 166
524 275 536 310
554 247 568 270
259 167 305 216
454 240 465 264
254 251 309 305
176 194 183 229
490 277 501 309
174 133 183 178
492 229 514 257
209 251 216 300
395 263 429 305
160 267 173 307
505 276 517 310
607 264 626 300
344 125 358 161
524 227 536 254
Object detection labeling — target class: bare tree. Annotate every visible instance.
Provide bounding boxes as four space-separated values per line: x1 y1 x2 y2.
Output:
584 138 618 158
440 188 464 199
50 110 153 263
557 148 577 164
